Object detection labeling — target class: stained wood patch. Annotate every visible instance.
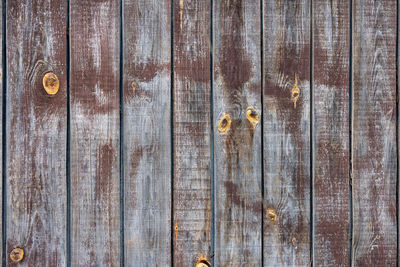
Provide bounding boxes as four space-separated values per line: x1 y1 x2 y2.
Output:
6 0 67 266
213 0 262 265
173 0 212 266
352 0 397 265
263 0 311 266
69 0 120 266
312 1 351 266
123 0 172 265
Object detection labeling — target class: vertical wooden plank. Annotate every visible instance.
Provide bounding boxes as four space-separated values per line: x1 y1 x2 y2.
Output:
313 1 351 266
352 0 397 265
70 0 120 266
173 0 212 266
213 0 262 265
263 0 311 266
123 0 171 265
6 0 67 265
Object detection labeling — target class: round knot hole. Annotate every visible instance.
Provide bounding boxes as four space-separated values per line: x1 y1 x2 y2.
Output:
246 106 260 127
43 72 59 95
218 113 231 134
10 247 24 263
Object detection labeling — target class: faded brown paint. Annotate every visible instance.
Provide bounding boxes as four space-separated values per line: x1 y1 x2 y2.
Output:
352 0 397 266
70 0 120 266
6 0 67 266
173 0 212 265
214 0 262 265
123 0 171 265
263 0 311 266
313 0 351 266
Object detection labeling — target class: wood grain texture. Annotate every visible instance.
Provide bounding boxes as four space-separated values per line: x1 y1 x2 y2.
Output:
70 0 120 266
6 0 67 265
352 0 397 265
213 0 262 265
263 0 311 266
173 0 212 266
123 0 171 265
312 1 351 266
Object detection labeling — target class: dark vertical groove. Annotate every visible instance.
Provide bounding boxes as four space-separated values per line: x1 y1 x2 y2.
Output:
119 0 124 266
396 0 399 266
170 0 174 265
309 0 314 265
260 0 264 266
66 0 71 266
210 0 215 264
1 0 6 265
349 0 353 265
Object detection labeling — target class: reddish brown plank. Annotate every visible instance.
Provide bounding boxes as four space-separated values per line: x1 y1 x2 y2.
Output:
263 0 311 265
123 0 171 265
313 1 351 266
6 0 67 265
352 0 397 265
70 0 120 266
173 0 212 266
213 0 262 265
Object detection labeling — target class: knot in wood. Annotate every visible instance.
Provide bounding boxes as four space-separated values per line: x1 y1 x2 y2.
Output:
43 72 59 95
217 113 231 134
10 247 24 263
266 208 278 222
246 106 260 127
196 258 211 267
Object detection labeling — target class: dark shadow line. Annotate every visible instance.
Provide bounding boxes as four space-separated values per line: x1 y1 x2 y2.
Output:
170 0 174 265
260 0 264 266
310 0 314 265
66 0 71 266
210 0 215 265
349 0 353 266
1 0 6 265
119 0 124 266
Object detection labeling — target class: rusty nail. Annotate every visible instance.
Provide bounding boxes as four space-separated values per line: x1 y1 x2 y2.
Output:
10 247 24 263
217 113 231 134
246 106 260 127
42 72 59 95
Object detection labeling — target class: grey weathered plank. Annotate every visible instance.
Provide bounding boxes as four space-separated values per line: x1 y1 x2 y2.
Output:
123 0 171 265
70 0 120 266
213 0 262 265
352 0 397 265
263 0 311 266
312 1 351 266
6 0 67 265
173 0 212 266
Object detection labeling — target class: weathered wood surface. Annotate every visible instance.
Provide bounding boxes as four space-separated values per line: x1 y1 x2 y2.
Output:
173 0 212 266
352 0 397 265
123 0 171 265
70 0 120 266
313 1 351 266
6 0 67 266
3 1 400 266
263 0 311 266
213 0 262 265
